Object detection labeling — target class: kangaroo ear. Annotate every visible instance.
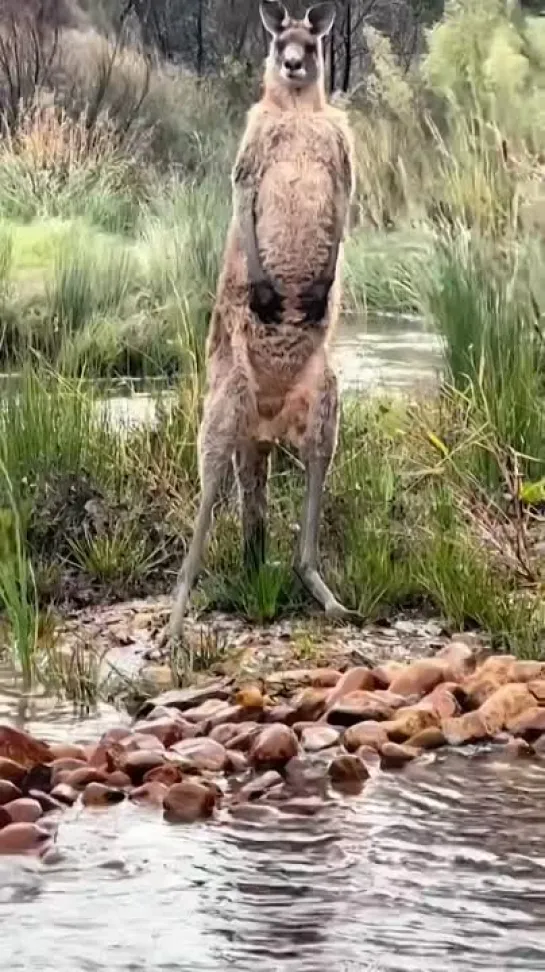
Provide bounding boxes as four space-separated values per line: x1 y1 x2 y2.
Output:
304 2 336 37
260 1 289 36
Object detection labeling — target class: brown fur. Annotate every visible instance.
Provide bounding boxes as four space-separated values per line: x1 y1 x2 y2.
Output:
167 2 356 640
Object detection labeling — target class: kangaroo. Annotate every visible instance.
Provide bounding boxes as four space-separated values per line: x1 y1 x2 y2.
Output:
167 0 357 643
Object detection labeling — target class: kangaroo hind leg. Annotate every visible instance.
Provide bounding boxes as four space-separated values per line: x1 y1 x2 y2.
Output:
234 441 271 573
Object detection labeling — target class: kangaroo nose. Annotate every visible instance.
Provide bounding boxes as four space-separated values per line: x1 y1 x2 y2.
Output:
285 56 303 72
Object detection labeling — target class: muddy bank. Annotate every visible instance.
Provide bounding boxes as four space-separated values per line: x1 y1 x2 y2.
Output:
2 642 545 856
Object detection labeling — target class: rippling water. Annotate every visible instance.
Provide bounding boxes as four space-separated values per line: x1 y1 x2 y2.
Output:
1 682 545 972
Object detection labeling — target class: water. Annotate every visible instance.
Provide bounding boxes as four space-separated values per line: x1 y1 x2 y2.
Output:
1 683 545 972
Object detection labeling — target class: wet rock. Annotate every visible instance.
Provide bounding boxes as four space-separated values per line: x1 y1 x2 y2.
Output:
62 766 109 790
371 662 405 688
0 822 51 855
28 791 64 814
325 667 376 709
169 738 228 773
388 660 449 698
126 733 165 753
132 718 197 747
227 724 262 751
0 780 22 805
107 771 132 788
528 680 545 704
328 754 369 794
82 783 126 807
284 757 328 797
386 707 438 742
479 683 535 735
225 750 248 773
228 803 278 823
0 758 26 785
51 759 89 785
138 681 232 719
50 783 78 806
266 668 341 690
19 763 53 795
262 704 297 726
354 746 381 775
250 725 299 770
327 690 394 727
507 707 545 741
0 806 11 828
533 734 545 755
301 726 339 752
380 742 420 770
130 782 168 806
407 727 447 750
442 711 489 746
163 780 217 823
4 798 43 824
436 640 476 679
343 721 389 753
183 698 234 725
236 771 283 802
503 736 533 757
277 796 324 816
423 685 462 721
143 764 185 787
49 743 88 762
291 688 329 723
0 726 53 769
121 751 166 785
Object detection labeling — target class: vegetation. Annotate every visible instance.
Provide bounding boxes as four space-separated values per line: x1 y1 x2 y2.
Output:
1 0 545 694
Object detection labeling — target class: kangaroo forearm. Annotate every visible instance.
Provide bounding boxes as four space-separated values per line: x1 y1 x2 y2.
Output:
237 192 268 285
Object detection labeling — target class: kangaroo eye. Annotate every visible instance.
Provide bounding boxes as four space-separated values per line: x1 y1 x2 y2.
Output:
305 43 317 55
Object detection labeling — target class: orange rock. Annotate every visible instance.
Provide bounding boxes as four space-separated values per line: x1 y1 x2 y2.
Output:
300 725 339 752
0 758 26 785
81 783 125 807
50 783 78 806
49 743 88 762
479 683 535 735
327 690 394 727
121 751 166 785
328 754 369 793
0 726 53 769
0 822 51 855
423 685 461 721
371 662 405 688
63 767 109 790
507 707 545 740
436 640 476 679
442 711 489 746
380 742 420 770
407 726 447 750
235 685 265 710
130 782 168 806
388 660 449 698
386 707 438 742
291 688 329 723
169 738 228 773
464 656 517 705
250 725 299 770
0 780 22 805
528 680 545 704
511 661 545 683
163 780 217 823
343 721 389 753
325 667 376 709
4 798 42 824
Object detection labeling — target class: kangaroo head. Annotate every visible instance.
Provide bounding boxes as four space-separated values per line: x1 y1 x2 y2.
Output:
260 1 335 92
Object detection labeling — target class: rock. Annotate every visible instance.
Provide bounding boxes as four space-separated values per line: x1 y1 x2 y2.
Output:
234 685 265 710
82 783 126 807
503 736 533 757
225 750 248 773
4 798 43 824
132 718 197 747
126 733 165 753
533 734 545 755
511 661 545 683
130 782 168 806
344 721 389 752
143 764 185 787
436 640 476 678
369 690 410 711
62 767 109 790
0 806 11 828
380 742 420 770
50 783 78 806
266 668 341 690
0 780 22 805
388 660 448 698
442 712 489 746
354 746 381 775
284 757 328 797
229 803 278 823
278 796 324 816
0 758 26 785
528 680 545 704
51 758 89 783
262 704 297 726
328 754 369 793
423 685 461 721
28 791 64 814
479 683 535 735
49 743 88 762
163 781 217 823
138 681 232 719
236 771 283 802
301 726 339 752
121 751 166 785
0 822 51 855
407 727 447 750
209 724 241 747
371 662 405 688
386 707 438 742
183 699 233 725
464 656 517 705
327 690 394 727
169 738 228 773
250 725 299 770
20 763 54 795
325 667 376 709
106 771 132 789
0 726 53 769
507 707 545 741
227 724 262 751
291 688 329 723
